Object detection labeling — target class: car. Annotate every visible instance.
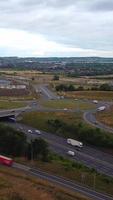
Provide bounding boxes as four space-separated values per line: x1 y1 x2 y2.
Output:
28 129 33 133
64 108 68 111
35 129 41 135
67 150 75 156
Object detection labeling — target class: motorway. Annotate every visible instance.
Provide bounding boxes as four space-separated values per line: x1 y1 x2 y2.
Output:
1 84 113 198
34 84 58 100
8 121 113 178
13 162 113 200
1 85 113 178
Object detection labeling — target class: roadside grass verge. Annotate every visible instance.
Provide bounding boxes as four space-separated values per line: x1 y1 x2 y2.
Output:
58 91 113 101
95 106 113 128
41 99 95 110
0 100 27 109
16 154 113 197
0 166 90 200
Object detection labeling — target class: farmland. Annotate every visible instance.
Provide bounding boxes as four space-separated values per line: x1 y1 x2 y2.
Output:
58 91 113 101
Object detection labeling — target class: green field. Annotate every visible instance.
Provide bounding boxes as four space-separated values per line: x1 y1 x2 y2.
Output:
41 99 95 110
21 111 83 132
0 101 27 109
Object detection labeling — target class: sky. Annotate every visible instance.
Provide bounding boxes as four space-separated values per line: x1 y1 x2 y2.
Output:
0 0 113 57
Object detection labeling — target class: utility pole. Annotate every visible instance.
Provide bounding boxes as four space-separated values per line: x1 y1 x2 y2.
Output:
93 173 96 190
30 135 34 164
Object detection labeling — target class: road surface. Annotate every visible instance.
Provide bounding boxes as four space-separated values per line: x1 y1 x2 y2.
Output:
7 121 113 177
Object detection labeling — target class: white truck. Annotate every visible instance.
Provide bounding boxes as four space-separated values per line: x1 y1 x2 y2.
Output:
67 138 83 148
97 106 106 111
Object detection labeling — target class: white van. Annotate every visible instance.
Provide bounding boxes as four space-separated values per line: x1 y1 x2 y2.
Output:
67 150 75 156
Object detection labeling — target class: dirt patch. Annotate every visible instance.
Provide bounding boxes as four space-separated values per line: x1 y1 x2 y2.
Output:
0 89 30 96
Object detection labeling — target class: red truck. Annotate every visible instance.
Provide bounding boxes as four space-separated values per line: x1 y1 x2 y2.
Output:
0 155 13 167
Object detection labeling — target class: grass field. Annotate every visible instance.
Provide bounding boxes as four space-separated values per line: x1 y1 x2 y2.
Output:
20 111 84 133
0 100 27 109
0 166 89 200
96 106 113 128
59 91 113 101
41 99 95 110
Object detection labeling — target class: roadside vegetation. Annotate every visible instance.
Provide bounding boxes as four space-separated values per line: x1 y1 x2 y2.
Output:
0 167 89 200
16 152 113 197
21 111 113 148
58 91 113 100
0 123 49 161
55 83 113 92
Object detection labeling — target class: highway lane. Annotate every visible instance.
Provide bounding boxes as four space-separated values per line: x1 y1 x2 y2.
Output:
34 84 58 100
7 121 113 177
13 162 113 200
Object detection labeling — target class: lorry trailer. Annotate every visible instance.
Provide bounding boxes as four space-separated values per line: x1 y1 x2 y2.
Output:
0 155 13 167
67 138 83 148
97 106 106 111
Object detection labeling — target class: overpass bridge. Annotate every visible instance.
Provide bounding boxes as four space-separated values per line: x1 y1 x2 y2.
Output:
0 107 29 121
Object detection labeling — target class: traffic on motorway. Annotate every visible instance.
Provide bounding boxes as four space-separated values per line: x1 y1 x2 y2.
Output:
1 85 113 199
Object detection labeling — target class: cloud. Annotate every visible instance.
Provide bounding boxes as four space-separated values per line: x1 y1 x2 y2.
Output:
0 0 112 57
90 0 113 11
0 28 112 57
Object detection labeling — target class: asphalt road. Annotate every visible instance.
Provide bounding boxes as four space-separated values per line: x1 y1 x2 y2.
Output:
34 84 58 100
83 111 113 133
13 162 113 200
7 121 113 177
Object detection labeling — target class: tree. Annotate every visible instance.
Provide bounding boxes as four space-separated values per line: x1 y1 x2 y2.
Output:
53 75 59 81
0 124 26 157
68 84 75 91
99 83 113 91
26 138 49 162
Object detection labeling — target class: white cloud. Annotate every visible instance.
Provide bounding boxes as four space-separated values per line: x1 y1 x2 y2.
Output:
0 28 112 57
0 0 112 57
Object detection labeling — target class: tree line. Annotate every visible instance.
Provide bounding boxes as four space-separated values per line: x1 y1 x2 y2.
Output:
47 119 113 148
55 83 113 92
0 124 49 161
